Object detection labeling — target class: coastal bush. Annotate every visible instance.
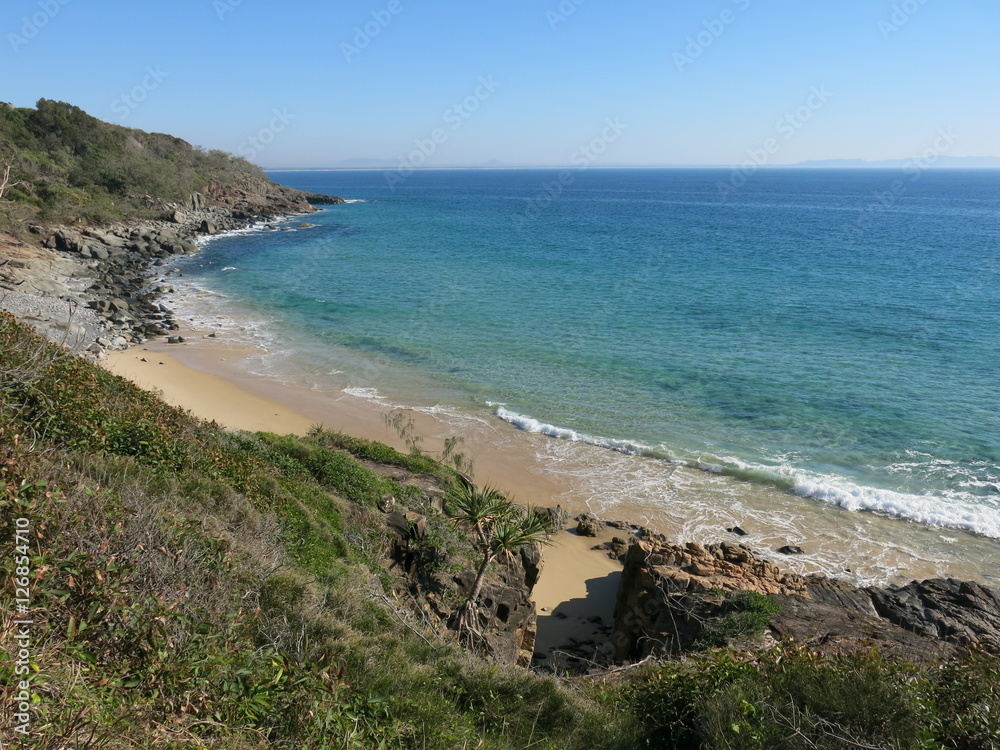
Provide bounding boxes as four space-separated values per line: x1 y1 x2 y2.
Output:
0 98 267 227
701 590 781 646
619 646 950 749
929 650 1000 749
258 432 406 508
1 315 643 747
308 426 458 484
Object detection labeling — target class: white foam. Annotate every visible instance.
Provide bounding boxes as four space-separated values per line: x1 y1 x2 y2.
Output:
495 406 648 456
195 217 283 249
342 199 367 204
791 473 1000 539
342 386 382 400
496 406 1000 541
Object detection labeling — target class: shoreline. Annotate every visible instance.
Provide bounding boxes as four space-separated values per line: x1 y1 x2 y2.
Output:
103 318 1000 659
136 214 1000 593
105 316 1000 592
10 177 998 646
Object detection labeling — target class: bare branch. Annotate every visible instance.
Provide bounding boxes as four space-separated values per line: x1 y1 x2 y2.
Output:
0 161 24 201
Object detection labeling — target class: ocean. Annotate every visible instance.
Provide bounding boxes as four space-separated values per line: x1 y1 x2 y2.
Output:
167 167 1000 584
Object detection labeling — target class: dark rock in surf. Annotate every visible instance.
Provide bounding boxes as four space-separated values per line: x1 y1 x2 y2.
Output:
778 545 805 555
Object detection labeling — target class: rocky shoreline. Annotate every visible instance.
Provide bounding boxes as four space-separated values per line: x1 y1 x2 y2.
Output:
0 175 343 357
568 514 1000 671
4 180 999 676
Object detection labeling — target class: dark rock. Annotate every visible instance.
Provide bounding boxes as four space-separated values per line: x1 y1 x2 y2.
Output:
543 505 571 529
200 220 218 235
869 579 1000 651
726 526 748 536
777 545 805 555
576 513 602 537
520 543 542 593
446 568 537 666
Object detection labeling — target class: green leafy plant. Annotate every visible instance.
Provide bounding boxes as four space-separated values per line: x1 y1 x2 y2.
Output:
446 484 550 640
702 590 781 646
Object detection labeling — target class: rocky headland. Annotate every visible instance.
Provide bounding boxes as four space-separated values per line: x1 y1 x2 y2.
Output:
0 173 342 357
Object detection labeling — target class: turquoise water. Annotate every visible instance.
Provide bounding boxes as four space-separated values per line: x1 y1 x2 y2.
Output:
174 168 1000 540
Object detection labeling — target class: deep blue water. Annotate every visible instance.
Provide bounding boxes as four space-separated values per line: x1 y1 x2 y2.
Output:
175 168 1000 538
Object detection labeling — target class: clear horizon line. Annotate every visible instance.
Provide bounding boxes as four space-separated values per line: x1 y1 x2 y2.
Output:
264 162 1000 172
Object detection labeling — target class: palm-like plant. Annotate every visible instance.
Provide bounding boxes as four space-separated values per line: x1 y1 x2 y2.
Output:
447 485 551 639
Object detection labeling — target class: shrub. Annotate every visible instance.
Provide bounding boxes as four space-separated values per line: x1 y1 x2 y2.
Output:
702 590 781 646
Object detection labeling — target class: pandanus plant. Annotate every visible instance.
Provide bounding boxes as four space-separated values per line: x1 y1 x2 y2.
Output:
447 484 551 640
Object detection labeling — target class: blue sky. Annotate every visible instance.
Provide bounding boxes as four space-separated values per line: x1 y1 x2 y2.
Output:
2 0 998 168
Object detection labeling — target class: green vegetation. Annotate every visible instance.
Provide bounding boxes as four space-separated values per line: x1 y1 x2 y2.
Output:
1 312 1000 747
446 485 551 640
0 312 636 748
623 646 1000 749
0 99 264 231
701 590 782 647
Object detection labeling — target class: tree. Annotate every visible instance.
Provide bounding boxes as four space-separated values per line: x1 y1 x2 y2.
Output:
447 484 551 643
0 160 23 201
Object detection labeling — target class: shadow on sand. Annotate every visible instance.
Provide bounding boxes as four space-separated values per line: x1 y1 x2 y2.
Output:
534 569 621 670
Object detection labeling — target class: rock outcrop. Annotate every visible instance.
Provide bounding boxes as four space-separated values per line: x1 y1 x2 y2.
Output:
377 462 544 667
870 579 1000 652
1 177 345 357
612 539 1000 663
